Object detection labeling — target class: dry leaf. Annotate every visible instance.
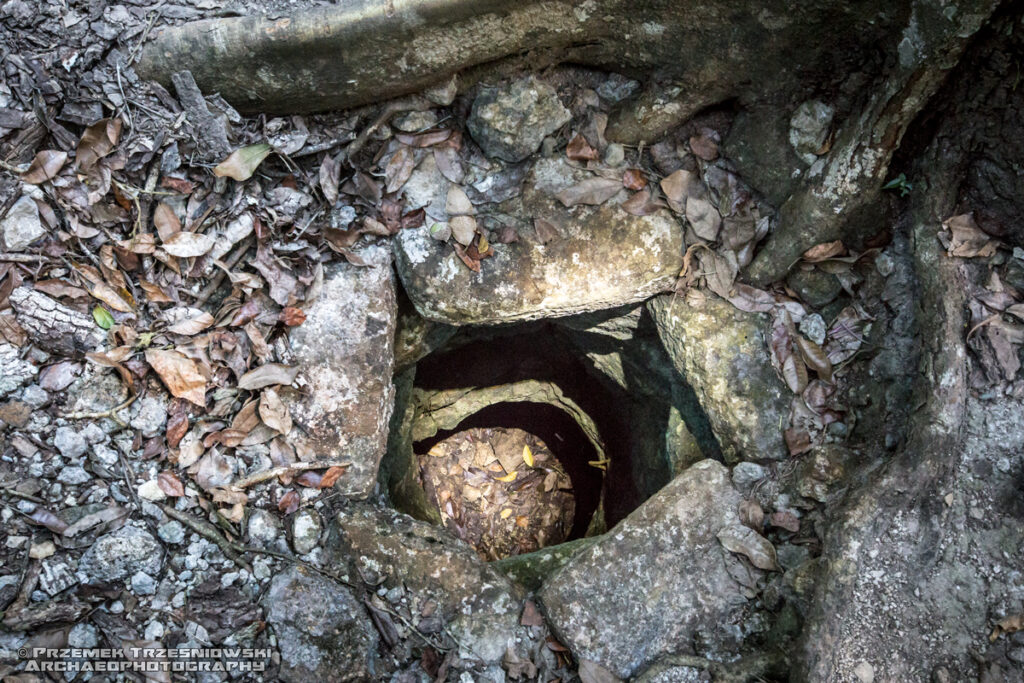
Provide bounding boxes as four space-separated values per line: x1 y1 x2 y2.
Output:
689 131 719 160
578 659 622 683
259 388 293 434
319 465 347 488
534 218 561 244
803 240 846 262
449 215 477 247
76 117 122 171
686 196 721 241
153 203 181 241
238 363 300 390
494 471 518 483
213 143 272 181
566 134 599 161
279 306 306 326
278 489 301 514
157 471 185 497
145 348 206 406
797 335 833 382
621 188 661 216
622 168 647 191
165 308 215 335
944 213 997 258
782 353 809 394
162 231 215 258
385 146 415 194
445 186 474 215
555 177 622 207
990 614 1024 641
522 444 534 467
717 524 779 571
22 150 68 184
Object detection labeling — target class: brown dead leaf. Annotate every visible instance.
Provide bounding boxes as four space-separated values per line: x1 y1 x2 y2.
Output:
319 465 347 488
319 153 341 206
157 471 185 498
165 308 215 336
802 240 846 262
797 335 833 382
520 600 544 627
566 134 599 162
88 282 135 313
534 218 561 244
145 348 206 406
990 614 1024 641
686 196 722 241
622 168 647 191
689 131 719 161
782 353 809 394
162 231 215 258
259 388 292 434
385 146 415 194
769 510 800 533
279 306 306 326
555 177 622 207
213 143 272 181
139 278 174 303
22 150 68 184
395 128 452 148
453 242 481 273
621 189 661 216
76 117 122 171
153 203 181 241
278 489 301 514
237 363 299 391
944 213 997 258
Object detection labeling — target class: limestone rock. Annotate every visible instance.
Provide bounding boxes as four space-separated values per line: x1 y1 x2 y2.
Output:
325 503 529 664
262 565 378 682
291 509 321 555
648 293 790 461
79 526 163 583
539 460 755 678
395 157 684 324
0 195 45 251
0 343 36 398
467 76 571 162
280 245 396 499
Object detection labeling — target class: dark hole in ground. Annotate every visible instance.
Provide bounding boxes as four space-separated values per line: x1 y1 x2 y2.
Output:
414 401 602 542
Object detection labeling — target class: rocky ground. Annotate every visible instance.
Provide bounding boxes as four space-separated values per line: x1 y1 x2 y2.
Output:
1 1 1023 682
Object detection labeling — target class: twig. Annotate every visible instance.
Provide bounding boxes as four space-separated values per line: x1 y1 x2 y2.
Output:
0 485 45 503
345 94 432 158
0 253 50 263
63 393 138 428
229 460 351 490
158 503 252 572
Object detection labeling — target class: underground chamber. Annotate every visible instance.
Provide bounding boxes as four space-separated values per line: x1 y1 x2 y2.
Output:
380 300 722 571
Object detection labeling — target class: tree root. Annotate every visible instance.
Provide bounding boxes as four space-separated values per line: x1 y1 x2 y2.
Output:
745 0 999 286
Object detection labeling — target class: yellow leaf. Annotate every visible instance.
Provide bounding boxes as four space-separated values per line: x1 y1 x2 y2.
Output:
500 508 513 519
494 471 517 483
213 143 272 181
522 444 534 467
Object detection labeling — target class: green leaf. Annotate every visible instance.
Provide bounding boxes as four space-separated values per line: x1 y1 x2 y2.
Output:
92 305 114 330
213 143 273 181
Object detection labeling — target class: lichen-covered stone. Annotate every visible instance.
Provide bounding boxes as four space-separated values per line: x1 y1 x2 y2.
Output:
324 503 530 664
648 293 790 461
262 565 378 682
539 460 757 678
789 100 835 163
0 343 36 398
79 526 163 583
467 76 571 162
280 245 396 499
395 157 684 325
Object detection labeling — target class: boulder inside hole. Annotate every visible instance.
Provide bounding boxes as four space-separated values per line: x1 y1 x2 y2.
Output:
413 400 604 559
416 423 577 561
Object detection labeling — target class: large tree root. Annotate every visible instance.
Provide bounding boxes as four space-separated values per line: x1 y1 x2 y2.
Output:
138 0 916 116
745 0 1000 286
